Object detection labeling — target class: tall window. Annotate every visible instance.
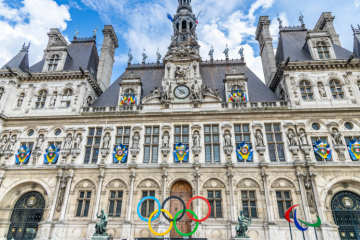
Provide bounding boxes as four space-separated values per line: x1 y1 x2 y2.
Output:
108 191 123 217
316 42 329 59
311 137 331 161
276 191 293 219
329 80 344 99
144 127 159 163
61 89 73 107
141 191 155 218
208 190 222 218
204 125 220 162
48 55 60 71
76 191 91 217
241 191 257 218
115 127 131 147
84 128 102 164
234 124 251 145
35 90 48 108
174 126 189 145
299 81 313 100
265 124 285 162
0 88 4 100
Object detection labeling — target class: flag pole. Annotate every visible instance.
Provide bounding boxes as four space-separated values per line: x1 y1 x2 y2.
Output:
302 231 306 240
288 222 293 240
314 227 318 240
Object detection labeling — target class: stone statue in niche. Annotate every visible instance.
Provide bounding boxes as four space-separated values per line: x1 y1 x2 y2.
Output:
287 129 298 146
162 81 171 101
175 63 190 78
318 83 327 98
162 132 170 148
49 94 57 107
56 177 67 212
73 134 82 149
94 209 108 236
64 134 72 150
17 95 24 107
0 136 7 151
299 129 309 145
6 135 17 151
132 132 140 149
35 135 44 150
332 128 343 145
224 131 232 147
235 210 251 238
190 80 201 101
102 133 111 149
255 131 265 147
193 131 201 147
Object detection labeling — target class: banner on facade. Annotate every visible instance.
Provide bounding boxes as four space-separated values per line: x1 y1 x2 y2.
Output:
15 145 31 164
44 145 60 164
313 140 331 160
236 142 253 162
173 143 189 162
113 144 128 163
348 139 360 161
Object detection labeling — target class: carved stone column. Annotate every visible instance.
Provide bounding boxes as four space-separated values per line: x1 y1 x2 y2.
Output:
160 147 171 165
32 149 42 165
92 170 104 221
222 123 233 164
289 146 300 162
59 150 70 166
1 150 14 167
99 148 111 166
0 170 5 188
261 166 274 223
48 172 63 222
125 170 136 222
308 171 325 221
333 145 347 161
296 170 311 222
160 169 168 223
227 169 236 222
58 171 73 222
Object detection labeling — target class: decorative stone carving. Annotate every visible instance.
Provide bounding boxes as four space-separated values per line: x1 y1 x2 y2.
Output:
49 94 57 107
202 85 223 101
223 130 233 157
223 44 229 58
192 131 201 148
287 129 298 146
138 179 159 188
142 48 147 63
237 179 260 188
162 81 172 102
17 94 24 107
0 136 8 151
190 80 202 102
156 47 161 62
298 128 309 146
6 135 17 151
107 179 127 188
73 134 82 149
142 87 161 104
64 134 72 150
208 46 214 60
132 132 140 149
76 180 95 188
162 131 170 148
331 128 343 145
255 130 265 147
318 83 327 98
56 177 67 212
204 179 225 188
175 63 190 78
334 145 347 161
102 133 111 149
35 135 44 150
272 178 295 188
166 43 197 59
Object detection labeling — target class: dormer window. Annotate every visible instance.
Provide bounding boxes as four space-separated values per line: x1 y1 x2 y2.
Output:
48 55 60 71
61 89 73 107
299 81 313 100
36 90 48 108
316 42 329 59
329 80 344 99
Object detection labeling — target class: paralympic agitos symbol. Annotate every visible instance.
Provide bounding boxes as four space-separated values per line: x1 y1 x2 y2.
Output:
137 196 211 237
285 204 322 231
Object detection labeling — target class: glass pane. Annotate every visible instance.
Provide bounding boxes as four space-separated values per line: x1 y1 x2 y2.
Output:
330 87 335 92
275 134 282 142
277 201 285 218
209 201 214 218
243 125 249 132
146 127 151 134
249 191 255 198
266 134 273 142
300 88 305 93
116 137 122 145
175 127 181 134
117 128 123 135
118 191 123 198
242 191 247 198
76 201 83 217
234 125 241 133
244 135 250 142
205 135 211 143
319 53 323 59
337 88 342 92
216 201 222 218
95 137 101 145
268 144 276 162
89 129 95 136
174 136 181 143
151 146 158 163
213 145 220 162
87 138 93 145
96 128 102 136
153 136 159 144
111 191 116 198
145 137 151 144
212 126 218 133
84 147 91 164
235 135 242 143
302 95 307 100
284 191 291 199
125 127 131 135
83 201 90 216
142 191 148 198
153 127 159 134
108 201 115 216
250 201 257 218
215 191 221 198
144 146 150 163
277 144 285 162
339 94 343 99
208 191 214 199
205 145 212 162
308 94 313 100
124 137 130 144
116 201 122 216
276 191 282 199
87 192 92 198
265 124 272 133
286 201 293 218
149 200 154 217
274 124 280 132
306 88 311 93
204 126 210 133
243 201 249 217
80 192 85 198
183 126 189 134
213 135 219 143
182 135 188 143
141 201 147 217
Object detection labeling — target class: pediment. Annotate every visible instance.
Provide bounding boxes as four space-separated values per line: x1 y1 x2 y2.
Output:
138 179 159 188
76 180 95 189
237 179 260 188
271 178 295 188
107 179 127 188
204 179 225 188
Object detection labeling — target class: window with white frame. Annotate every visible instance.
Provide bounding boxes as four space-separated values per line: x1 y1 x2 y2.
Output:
316 42 329 59
76 191 92 217
144 126 159 163
48 54 60 71
241 190 258 218
108 191 123 217
204 125 220 162
329 80 344 99
35 90 48 108
60 89 73 107
265 123 285 162
299 81 313 100
276 190 293 219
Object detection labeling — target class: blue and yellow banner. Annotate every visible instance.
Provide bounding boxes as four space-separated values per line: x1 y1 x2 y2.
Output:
44 145 60 164
15 145 31 164
229 90 247 103
113 144 128 163
120 94 137 106
313 140 331 160
348 139 360 161
236 142 253 162
173 143 189 162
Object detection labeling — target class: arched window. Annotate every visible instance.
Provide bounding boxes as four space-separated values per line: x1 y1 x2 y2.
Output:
299 81 313 100
316 42 329 59
36 90 48 108
0 88 4 100
329 80 344 99
182 21 187 32
61 89 73 107
48 55 60 71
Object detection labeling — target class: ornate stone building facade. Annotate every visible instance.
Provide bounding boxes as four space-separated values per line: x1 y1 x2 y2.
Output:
0 1 360 240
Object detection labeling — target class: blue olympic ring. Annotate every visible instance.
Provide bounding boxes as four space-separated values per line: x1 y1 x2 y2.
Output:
137 196 161 222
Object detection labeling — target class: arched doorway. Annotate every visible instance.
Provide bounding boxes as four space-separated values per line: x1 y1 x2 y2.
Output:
7 191 45 240
331 191 360 240
170 181 192 238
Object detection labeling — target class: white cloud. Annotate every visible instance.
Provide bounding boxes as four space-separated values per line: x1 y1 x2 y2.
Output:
0 0 71 69
355 0 360 7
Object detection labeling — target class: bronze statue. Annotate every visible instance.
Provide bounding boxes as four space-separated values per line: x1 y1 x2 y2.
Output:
94 209 108 236
235 210 251 238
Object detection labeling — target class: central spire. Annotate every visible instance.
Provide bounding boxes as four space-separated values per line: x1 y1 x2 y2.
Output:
177 0 192 13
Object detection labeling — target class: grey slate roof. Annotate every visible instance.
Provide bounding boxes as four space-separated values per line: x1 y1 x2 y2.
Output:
1 50 29 72
354 33 360 58
275 31 353 65
91 63 279 107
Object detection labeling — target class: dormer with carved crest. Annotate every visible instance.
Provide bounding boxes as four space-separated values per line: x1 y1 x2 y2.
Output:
118 71 142 106
223 68 249 103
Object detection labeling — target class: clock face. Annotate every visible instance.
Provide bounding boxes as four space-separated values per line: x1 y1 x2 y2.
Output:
174 85 190 99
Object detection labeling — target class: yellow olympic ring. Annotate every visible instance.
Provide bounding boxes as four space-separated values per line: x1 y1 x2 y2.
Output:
148 209 173 236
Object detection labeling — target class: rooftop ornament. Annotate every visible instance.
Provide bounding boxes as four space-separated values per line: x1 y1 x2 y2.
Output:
223 44 229 59
142 48 148 63
128 48 133 64
74 25 80 38
208 45 214 60
299 11 305 26
238 46 244 59
93 25 98 37
156 47 161 62
277 13 283 28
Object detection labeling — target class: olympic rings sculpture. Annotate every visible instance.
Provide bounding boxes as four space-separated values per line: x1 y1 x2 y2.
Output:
137 196 211 236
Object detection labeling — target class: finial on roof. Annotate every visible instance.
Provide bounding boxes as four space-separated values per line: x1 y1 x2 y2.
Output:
208 45 214 60
93 25 98 37
223 44 229 59
299 11 304 26
142 48 148 63
128 48 133 64
156 47 161 62
277 13 283 28
21 42 31 52
74 25 79 38
238 46 244 59
352 25 360 34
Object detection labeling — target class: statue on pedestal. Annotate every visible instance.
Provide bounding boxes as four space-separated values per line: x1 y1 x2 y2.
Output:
235 210 252 238
94 209 108 236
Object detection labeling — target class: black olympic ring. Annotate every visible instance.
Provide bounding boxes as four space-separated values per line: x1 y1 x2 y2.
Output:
161 196 186 222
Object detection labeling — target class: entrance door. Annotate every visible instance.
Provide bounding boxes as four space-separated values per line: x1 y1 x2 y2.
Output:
170 181 193 238
7 191 45 240
332 191 360 240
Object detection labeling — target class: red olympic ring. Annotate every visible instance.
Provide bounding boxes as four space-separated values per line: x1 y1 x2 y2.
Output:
186 196 211 222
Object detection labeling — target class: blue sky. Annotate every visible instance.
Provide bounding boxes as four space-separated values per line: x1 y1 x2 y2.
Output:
1 0 360 83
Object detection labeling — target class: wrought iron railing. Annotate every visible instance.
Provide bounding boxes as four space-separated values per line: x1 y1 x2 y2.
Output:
221 101 291 109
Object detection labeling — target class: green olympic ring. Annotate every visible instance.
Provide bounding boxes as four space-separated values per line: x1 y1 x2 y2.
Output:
173 209 199 237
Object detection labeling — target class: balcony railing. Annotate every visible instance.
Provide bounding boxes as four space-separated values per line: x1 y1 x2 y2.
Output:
222 101 291 109
82 105 143 113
